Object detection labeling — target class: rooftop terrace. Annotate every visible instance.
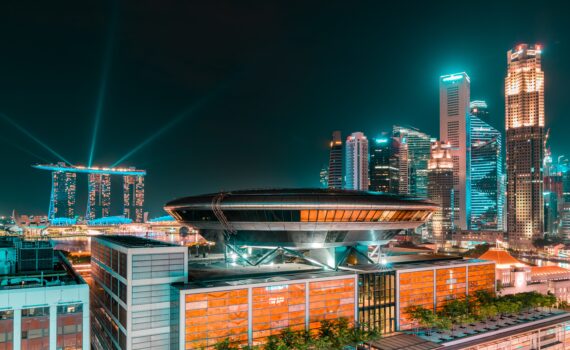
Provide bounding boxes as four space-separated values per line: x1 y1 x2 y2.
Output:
412 308 570 348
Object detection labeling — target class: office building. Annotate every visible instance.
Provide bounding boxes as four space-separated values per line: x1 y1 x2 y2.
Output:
470 100 490 122
0 237 89 350
393 126 431 198
164 189 496 348
345 132 369 191
369 135 400 193
123 173 145 223
505 44 545 249
327 131 343 189
470 115 503 230
86 173 111 220
90 235 188 350
47 162 76 219
440 72 471 230
427 141 455 247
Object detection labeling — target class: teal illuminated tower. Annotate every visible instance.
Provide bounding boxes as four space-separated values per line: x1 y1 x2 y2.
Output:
470 113 503 230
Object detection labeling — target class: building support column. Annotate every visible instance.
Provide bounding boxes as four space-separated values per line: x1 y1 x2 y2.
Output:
247 288 253 347
13 309 21 350
50 305 57 350
305 281 310 331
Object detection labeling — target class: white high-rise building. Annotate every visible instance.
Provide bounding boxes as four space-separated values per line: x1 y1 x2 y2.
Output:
440 72 471 230
345 132 369 190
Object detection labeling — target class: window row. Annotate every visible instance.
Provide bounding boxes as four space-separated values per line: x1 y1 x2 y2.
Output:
300 209 432 222
175 209 432 223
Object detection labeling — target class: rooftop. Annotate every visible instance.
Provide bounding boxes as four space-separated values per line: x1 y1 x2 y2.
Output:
366 333 441 350
95 235 178 248
478 248 527 268
176 265 353 290
389 258 492 272
413 308 570 348
0 251 85 290
165 188 438 210
530 266 570 281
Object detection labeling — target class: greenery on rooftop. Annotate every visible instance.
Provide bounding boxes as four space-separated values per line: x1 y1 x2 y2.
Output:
211 318 380 350
407 290 558 334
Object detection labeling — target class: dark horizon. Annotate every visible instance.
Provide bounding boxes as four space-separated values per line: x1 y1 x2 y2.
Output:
1 0 569 217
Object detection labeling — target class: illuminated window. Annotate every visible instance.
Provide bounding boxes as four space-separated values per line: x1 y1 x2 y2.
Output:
317 210 327 222
342 211 353 222
372 211 383 221
350 211 361 221
308 210 318 222
325 210 335 222
300 210 309 222
333 210 345 221
357 211 368 222
365 210 377 221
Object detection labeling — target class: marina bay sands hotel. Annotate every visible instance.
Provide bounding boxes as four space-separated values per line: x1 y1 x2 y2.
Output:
33 162 146 222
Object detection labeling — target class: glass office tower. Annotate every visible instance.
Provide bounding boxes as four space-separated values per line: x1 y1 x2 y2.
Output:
393 126 431 198
470 115 503 230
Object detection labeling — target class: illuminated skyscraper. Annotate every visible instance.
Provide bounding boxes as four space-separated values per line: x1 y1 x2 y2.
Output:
427 141 455 247
48 162 76 219
470 100 490 122
345 132 369 191
440 72 471 230
86 173 111 220
393 126 431 198
328 131 343 189
470 115 503 230
505 44 545 249
123 172 145 222
369 135 399 193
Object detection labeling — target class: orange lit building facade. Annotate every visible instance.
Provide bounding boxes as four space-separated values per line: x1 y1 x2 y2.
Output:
178 273 357 349
396 260 496 330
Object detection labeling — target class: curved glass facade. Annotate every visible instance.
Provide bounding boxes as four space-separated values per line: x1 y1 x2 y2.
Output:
174 209 431 223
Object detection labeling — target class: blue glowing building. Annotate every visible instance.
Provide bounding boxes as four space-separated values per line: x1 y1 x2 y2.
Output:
469 114 503 231
34 163 146 222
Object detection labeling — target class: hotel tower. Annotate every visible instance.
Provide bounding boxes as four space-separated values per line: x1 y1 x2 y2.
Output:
505 44 545 250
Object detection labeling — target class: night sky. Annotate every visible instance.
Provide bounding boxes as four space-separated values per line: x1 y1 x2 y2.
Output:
1 1 569 217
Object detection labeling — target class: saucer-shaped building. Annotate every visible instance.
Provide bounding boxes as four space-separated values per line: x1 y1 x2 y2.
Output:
165 188 437 249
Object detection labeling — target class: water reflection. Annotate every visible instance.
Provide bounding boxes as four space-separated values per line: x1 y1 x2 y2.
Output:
518 257 570 269
52 232 199 253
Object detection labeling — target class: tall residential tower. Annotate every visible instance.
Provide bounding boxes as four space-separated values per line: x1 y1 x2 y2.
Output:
345 132 369 191
505 44 545 249
440 72 471 230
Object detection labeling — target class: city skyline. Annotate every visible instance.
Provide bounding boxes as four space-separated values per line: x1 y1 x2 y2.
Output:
1 1 570 217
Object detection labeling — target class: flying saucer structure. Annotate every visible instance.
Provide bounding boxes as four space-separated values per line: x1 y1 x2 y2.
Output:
165 188 437 249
